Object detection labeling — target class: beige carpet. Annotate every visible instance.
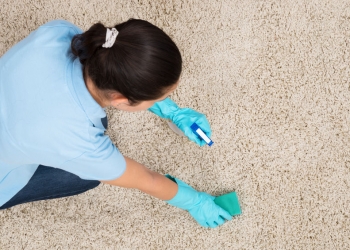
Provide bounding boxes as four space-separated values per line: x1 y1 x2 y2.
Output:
1 0 350 249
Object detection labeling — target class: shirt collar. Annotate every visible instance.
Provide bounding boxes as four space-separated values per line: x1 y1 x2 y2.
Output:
69 58 106 129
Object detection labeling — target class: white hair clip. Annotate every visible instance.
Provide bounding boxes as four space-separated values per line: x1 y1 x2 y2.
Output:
102 28 119 48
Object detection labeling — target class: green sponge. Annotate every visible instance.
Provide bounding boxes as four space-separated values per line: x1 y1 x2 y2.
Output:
214 192 241 216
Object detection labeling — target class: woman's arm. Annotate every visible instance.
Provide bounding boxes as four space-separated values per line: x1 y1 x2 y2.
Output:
102 156 232 228
101 156 178 200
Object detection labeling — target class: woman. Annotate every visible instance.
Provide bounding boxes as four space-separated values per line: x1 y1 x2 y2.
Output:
0 19 231 228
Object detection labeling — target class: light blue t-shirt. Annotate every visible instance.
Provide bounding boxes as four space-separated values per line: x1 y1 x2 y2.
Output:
0 20 126 206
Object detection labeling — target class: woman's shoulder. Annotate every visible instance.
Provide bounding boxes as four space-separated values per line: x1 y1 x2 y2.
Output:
39 19 83 34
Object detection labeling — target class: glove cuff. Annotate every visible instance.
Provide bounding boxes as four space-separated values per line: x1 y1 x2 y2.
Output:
148 98 180 120
165 175 200 211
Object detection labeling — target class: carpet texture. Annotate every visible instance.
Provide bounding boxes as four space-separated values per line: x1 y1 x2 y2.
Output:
1 0 350 249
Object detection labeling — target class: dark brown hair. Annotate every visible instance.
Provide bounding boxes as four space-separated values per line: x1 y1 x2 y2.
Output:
71 19 182 105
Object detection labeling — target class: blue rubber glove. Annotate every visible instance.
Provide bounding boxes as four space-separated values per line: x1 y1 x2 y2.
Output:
148 98 212 146
165 175 232 228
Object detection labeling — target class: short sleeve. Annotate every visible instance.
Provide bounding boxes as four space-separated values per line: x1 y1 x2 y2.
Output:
58 137 126 181
41 19 83 33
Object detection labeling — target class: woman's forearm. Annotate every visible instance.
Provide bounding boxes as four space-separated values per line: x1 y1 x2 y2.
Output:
101 156 178 200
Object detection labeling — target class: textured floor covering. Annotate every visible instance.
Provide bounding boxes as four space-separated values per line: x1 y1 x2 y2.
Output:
1 0 350 249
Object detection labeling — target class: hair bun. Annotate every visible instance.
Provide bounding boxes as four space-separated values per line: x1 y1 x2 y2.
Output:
71 23 106 64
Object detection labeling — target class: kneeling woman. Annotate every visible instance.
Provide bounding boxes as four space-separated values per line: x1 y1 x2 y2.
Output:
0 19 231 228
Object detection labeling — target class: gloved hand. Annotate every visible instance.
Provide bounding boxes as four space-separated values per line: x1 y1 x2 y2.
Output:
165 175 232 228
148 98 212 146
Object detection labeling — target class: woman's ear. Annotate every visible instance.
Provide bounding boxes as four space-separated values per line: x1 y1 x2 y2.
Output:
109 92 129 108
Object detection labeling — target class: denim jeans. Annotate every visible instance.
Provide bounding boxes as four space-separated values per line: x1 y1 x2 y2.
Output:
0 165 100 210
